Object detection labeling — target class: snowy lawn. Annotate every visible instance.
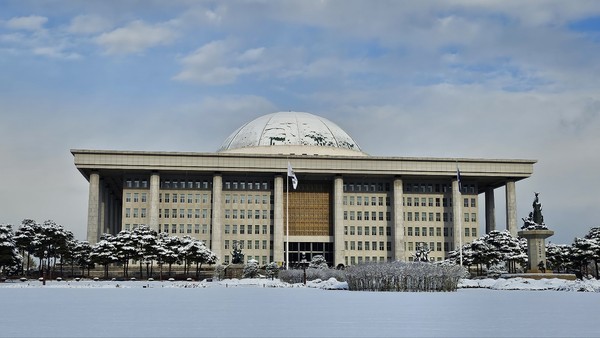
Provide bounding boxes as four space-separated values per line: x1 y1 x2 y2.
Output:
1 278 599 337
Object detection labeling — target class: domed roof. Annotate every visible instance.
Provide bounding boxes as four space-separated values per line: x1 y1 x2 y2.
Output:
218 112 366 156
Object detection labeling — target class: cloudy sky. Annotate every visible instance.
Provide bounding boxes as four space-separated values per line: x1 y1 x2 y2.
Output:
1 0 599 244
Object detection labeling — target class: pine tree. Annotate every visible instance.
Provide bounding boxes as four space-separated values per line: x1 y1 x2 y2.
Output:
90 236 118 279
0 224 22 276
243 259 260 278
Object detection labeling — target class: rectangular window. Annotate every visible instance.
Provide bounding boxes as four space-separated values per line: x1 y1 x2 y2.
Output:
141 208 146 218
262 225 268 234
464 213 470 222
471 213 477 222
378 212 384 221
379 242 384 251
187 209 192 218
187 224 192 234
414 212 420 222
358 241 363 251
357 226 363 236
407 227 413 236
194 224 200 234
125 208 131 218
171 224 177 234
465 228 470 237
443 213 448 222
225 225 230 234
126 193 131 203
164 193 170 203
225 240 230 250
386 227 391 236
464 198 469 208
262 240 267 250
133 208 139 218
350 241 356 250
436 227 442 237
350 226 355 235
378 197 383 206
133 193 139 203
172 193 178 203
255 226 260 235
180 209 185 218
415 227 420 236
429 227 434 236
471 198 476 208
428 198 433 207
364 226 370 236
435 198 440 207
429 212 434 222
232 225 238 234
406 197 412 206
349 196 355 205
202 224 208 234
357 211 362 221
164 209 170 218
240 225 245 234
195 209 200 218
179 224 185 234
172 209 177 218
436 213 441 222
472 227 477 237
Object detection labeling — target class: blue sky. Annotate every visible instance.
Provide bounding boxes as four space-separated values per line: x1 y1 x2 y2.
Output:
1 0 600 244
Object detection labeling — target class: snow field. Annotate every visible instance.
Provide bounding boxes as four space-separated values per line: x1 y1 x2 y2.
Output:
1 278 600 337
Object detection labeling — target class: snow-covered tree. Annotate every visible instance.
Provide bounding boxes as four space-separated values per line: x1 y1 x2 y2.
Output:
546 243 570 273
90 236 118 279
72 240 94 277
243 259 260 278
156 234 182 277
113 230 138 278
583 227 600 278
180 237 217 279
265 262 279 280
449 230 526 275
0 224 22 276
13 219 38 275
131 225 158 278
571 237 596 277
308 255 328 269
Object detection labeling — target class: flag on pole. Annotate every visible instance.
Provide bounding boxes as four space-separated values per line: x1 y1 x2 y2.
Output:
456 166 462 192
287 162 298 189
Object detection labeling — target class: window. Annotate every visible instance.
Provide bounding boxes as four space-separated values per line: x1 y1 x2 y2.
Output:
349 196 355 205
343 196 348 205
232 225 238 234
436 227 442 237
358 241 363 251
172 193 178 203
464 198 469 208
179 209 185 218
414 212 420 222
133 193 139 203
240 225 245 234
386 212 391 221
202 224 208 234
378 212 384 221
125 208 131 218
141 208 146 218
262 240 267 250
350 226 355 235
378 197 383 206
255 226 260 235
357 211 362 221
415 227 420 236
357 226 363 236
429 213 434 222
225 194 231 204
407 227 413 236
386 227 391 236
464 213 469 222
465 228 470 237
179 224 185 234
364 227 370 236
429 227 434 236
472 228 477 237
126 193 131 203
350 241 356 250
364 212 369 221
187 209 192 218
133 208 139 218
350 211 355 221
195 209 200 218
406 197 412 206
202 209 208 219
471 213 477 222
379 227 384 236
414 198 419 207
436 213 441 222
379 242 384 251
262 225 268 234
225 225 230 234
471 198 476 208
194 224 200 234
187 224 192 234
225 240 230 250
443 213 448 222
407 212 413 221
428 198 434 207
172 208 177 218
187 194 193 203
435 198 440 207
171 224 177 234
164 209 170 218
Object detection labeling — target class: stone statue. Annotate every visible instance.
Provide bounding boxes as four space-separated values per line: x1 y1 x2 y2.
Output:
414 244 430 262
231 241 244 264
521 192 548 230
532 192 544 225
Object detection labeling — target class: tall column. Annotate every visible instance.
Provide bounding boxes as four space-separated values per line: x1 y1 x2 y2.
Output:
505 180 518 236
211 174 223 260
452 179 462 252
333 176 345 267
148 172 160 232
99 183 106 235
393 178 405 261
273 176 284 264
485 188 496 234
87 172 101 244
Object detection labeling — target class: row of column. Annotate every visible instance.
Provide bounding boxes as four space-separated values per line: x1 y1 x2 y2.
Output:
86 171 518 264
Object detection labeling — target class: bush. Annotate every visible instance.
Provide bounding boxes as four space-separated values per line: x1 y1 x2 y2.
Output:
279 268 346 284
345 261 465 292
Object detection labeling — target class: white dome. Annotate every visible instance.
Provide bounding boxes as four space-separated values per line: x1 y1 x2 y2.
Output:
218 112 366 156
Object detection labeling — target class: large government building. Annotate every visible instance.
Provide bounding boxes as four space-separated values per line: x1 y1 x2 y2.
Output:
72 112 535 267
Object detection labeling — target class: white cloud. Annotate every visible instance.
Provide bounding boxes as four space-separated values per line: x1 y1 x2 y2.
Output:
174 40 272 84
67 15 112 35
33 46 81 60
95 20 176 55
5 15 48 31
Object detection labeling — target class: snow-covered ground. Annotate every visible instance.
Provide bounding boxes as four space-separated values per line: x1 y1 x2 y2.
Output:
1 278 599 337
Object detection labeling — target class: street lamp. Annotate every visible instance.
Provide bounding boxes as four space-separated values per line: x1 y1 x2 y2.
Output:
299 252 309 285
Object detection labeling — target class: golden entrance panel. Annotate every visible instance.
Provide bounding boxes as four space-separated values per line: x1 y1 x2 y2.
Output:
284 181 332 236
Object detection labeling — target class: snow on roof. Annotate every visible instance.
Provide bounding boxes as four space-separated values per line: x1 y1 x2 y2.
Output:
218 112 366 156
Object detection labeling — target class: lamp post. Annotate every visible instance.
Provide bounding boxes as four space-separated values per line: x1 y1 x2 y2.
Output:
299 252 309 285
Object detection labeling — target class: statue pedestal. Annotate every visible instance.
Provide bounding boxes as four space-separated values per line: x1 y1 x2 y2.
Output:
518 229 554 273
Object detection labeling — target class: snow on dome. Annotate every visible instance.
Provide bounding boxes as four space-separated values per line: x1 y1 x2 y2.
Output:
218 112 367 156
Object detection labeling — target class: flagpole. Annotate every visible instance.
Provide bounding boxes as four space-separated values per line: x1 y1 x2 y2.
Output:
286 165 289 270
457 162 463 267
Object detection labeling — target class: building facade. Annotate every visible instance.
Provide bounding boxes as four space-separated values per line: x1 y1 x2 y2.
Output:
73 112 535 267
